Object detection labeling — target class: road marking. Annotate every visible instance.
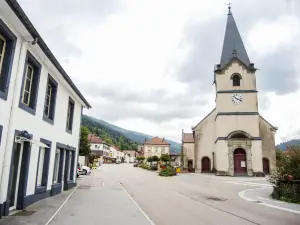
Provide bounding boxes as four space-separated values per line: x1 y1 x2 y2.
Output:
44 178 84 225
258 197 283 204
244 182 272 187
259 202 300 215
238 187 300 215
118 182 156 225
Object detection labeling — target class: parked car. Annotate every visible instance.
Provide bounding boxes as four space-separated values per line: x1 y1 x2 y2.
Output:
77 163 82 178
81 165 91 175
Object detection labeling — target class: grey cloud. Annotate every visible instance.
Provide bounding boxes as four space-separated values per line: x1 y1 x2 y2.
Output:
79 81 208 122
173 0 300 107
18 0 124 59
257 46 300 95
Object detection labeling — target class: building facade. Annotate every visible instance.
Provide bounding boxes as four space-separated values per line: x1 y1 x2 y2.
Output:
182 7 277 176
142 137 170 158
88 134 110 165
0 1 91 218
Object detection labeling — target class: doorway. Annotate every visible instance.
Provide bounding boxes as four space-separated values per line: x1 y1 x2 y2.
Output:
187 160 193 172
8 143 23 211
234 148 247 175
201 157 211 172
263 158 270 174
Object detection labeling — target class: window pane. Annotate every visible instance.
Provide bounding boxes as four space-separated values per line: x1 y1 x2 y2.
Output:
44 105 49 116
37 148 45 186
26 65 33 79
68 152 72 180
0 38 4 54
23 92 29 105
53 150 60 183
25 78 31 92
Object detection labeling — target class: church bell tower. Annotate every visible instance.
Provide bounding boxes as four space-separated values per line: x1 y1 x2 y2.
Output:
213 5 263 176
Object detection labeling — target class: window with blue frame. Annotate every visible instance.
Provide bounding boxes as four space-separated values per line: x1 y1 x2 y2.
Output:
43 74 58 124
0 18 17 100
19 51 42 115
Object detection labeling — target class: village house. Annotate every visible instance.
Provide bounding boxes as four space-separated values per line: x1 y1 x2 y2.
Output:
182 7 277 176
0 0 91 218
88 134 110 165
141 137 170 158
123 150 137 163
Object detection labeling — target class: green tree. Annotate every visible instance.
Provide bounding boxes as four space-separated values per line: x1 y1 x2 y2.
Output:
152 155 160 162
147 156 153 166
79 126 91 156
160 154 170 162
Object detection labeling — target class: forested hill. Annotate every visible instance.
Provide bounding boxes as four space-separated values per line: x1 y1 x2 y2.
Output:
81 115 138 150
81 115 181 153
276 139 300 151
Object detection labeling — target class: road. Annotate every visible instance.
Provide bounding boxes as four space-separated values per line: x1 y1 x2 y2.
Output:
2 164 299 225
54 164 299 225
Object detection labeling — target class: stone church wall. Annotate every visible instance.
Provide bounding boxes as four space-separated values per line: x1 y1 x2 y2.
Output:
194 109 216 171
259 117 276 173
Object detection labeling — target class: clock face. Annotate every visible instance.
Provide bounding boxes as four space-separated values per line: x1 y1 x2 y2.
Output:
231 93 243 104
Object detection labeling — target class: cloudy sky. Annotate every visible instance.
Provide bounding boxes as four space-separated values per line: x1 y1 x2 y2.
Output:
19 0 300 144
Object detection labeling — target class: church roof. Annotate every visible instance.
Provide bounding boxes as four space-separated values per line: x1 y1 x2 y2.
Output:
183 133 194 143
220 6 250 69
144 136 170 145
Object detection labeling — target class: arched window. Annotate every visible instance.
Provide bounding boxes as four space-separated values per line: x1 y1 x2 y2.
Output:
231 74 241 86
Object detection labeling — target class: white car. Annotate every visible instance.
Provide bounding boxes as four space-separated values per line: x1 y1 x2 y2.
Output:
81 165 92 175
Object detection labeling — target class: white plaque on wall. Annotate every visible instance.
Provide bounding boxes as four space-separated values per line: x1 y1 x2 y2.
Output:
241 161 246 167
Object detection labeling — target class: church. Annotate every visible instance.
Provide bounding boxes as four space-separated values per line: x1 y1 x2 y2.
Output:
181 6 278 176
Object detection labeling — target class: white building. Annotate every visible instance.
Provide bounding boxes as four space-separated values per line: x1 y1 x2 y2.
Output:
0 1 91 218
123 150 137 163
88 134 110 165
142 137 170 158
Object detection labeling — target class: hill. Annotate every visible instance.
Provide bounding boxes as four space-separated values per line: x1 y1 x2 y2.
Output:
82 115 181 153
276 139 300 151
81 115 138 151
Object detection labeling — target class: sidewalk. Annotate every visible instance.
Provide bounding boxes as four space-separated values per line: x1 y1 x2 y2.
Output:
0 169 151 225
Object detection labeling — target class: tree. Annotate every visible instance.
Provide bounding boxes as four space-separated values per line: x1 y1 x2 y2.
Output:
152 155 160 162
79 126 91 156
147 156 153 166
160 154 170 162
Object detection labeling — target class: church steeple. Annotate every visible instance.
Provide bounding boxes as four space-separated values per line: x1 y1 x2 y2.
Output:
219 5 251 69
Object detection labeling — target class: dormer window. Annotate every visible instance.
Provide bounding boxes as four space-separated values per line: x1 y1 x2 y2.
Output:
231 73 241 86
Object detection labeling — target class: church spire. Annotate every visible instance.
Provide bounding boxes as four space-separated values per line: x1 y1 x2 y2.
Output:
219 5 250 69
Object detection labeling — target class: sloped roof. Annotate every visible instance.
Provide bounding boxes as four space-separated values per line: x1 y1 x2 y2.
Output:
220 7 250 69
144 136 170 145
183 133 194 143
88 134 102 144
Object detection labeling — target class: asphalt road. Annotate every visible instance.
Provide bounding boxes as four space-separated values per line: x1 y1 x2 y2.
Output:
3 164 299 225
109 164 300 225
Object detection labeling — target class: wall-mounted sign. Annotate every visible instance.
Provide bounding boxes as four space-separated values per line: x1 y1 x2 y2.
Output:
241 161 246 167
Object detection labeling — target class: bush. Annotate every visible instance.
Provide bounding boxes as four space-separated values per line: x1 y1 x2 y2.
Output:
139 163 150 170
159 166 177 177
269 146 300 203
150 165 158 171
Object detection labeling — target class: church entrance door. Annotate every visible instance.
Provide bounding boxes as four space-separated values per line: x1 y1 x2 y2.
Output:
234 148 247 175
201 157 211 172
263 158 270 174
187 160 193 172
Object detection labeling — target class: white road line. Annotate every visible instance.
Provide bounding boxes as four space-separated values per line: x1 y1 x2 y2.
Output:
238 187 266 202
238 187 300 215
118 182 156 225
44 178 84 225
259 203 300 215
244 182 272 187
258 197 283 204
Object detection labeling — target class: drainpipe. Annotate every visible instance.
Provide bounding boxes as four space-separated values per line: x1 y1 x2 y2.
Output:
0 40 26 204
